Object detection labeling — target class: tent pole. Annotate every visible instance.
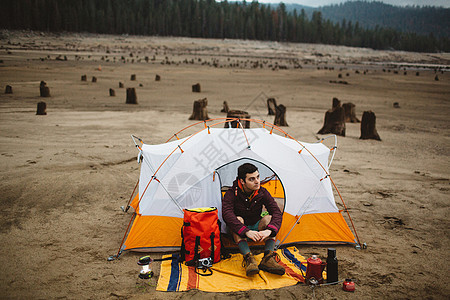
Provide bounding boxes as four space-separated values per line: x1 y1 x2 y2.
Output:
123 179 139 212
141 158 184 214
113 212 136 259
329 177 362 246
152 176 185 213
237 120 251 148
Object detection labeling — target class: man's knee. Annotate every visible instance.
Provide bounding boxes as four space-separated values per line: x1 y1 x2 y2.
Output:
258 214 272 231
232 216 245 243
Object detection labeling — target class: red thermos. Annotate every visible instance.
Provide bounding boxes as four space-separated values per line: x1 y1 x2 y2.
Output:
305 255 327 284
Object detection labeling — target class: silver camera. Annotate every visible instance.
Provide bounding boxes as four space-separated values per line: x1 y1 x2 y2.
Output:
197 257 213 269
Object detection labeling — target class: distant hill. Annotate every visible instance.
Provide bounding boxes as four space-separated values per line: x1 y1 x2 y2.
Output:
285 1 450 38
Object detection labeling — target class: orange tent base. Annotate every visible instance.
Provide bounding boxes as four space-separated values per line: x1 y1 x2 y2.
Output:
121 211 355 253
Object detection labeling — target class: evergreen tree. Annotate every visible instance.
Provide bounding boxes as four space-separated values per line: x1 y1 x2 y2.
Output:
0 0 447 53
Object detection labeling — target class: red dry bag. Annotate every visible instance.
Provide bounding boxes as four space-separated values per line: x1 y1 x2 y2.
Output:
180 207 221 266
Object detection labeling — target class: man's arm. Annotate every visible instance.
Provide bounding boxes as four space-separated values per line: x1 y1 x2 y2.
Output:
222 189 250 237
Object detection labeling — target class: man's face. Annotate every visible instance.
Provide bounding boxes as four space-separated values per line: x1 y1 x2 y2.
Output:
240 170 260 192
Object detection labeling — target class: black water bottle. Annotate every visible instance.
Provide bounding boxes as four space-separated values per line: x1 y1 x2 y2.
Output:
326 248 338 284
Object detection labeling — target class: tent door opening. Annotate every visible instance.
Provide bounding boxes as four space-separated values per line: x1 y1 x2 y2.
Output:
215 158 286 219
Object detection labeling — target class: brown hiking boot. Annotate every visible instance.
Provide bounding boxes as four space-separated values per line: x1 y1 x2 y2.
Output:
242 252 259 276
258 251 285 275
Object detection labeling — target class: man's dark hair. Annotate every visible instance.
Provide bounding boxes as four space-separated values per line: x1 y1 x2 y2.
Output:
238 163 258 181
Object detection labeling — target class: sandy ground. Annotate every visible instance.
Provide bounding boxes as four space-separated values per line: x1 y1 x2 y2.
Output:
0 30 449 299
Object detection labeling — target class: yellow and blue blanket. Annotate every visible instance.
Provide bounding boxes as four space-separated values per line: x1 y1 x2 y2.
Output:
157 247 310 292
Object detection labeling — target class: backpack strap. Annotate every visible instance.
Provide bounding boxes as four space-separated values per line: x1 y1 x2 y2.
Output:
195 267 213 276
180 221 192 262
185 236 200 266
180 225 186 262
193 236 200 261
210 231 215 263
218 219 231 260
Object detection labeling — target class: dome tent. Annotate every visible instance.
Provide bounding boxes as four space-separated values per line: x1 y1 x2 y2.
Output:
112 118 361 258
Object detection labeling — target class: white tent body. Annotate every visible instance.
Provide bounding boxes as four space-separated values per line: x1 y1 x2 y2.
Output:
122 127 356 253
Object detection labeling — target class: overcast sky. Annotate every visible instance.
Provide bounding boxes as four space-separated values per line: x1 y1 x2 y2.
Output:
254 0 450 8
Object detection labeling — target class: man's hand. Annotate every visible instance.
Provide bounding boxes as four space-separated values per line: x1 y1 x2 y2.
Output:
258 229 272 241
245 230 262 242
245 229 272 242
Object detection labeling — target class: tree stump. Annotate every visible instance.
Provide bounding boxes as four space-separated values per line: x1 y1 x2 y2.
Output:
225 110 251 129
343 102 360 123
5 85 12 94
119 82 124 88
126 88 137 104
92 76 97 83
36 101 47 115
192 83 201 93
318 106 346 136
155 74 161 81
274 104 288 126
332 97 341 109
267 98 277 115
40 81 51 97
189 98 209 120
81 75 87 81
360 111 381 141
109 88 115 96
221 101 230 113
130 74 136 81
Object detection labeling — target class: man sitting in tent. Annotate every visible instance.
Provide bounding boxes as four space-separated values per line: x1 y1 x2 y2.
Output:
222 163 285 276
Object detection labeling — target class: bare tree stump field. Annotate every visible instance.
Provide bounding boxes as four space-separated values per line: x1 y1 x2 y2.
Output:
224 110 251 129
40 81 51 97
267 98 277 115
318 99 346 136
192 83 201 93
109 88 115 96
360 111 381 141
36 101 47 115
189 98 209 120
221 101 230 113
274 104 288 126
343 102 360 123
126 88 137 104
5 85 12 94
